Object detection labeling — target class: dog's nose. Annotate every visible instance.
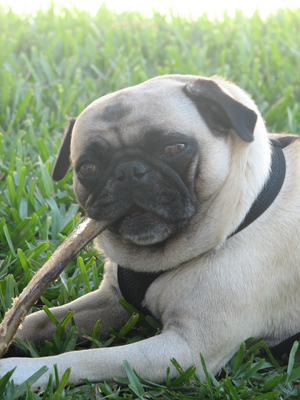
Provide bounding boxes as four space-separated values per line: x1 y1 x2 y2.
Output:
114 161 148 182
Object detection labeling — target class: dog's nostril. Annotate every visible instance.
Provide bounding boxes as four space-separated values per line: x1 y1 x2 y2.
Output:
133 165 147 179
115 169 125 181
115 162 148 182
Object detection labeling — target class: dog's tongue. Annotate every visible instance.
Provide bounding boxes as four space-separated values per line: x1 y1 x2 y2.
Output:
124 204 147 220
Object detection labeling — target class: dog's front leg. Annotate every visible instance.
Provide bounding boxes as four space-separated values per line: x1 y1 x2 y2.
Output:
16 261 129 345
0 330 194 389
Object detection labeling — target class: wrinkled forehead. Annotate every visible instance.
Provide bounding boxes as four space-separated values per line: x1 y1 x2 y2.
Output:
71 78 200 160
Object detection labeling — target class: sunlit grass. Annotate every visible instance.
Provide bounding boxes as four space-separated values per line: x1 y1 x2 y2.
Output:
0 3 299 398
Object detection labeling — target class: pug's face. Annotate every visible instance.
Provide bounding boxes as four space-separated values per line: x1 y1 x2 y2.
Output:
71 79 201 246
53 75 259 270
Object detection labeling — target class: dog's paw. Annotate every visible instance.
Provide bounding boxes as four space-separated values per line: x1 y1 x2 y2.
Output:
0 357 50 389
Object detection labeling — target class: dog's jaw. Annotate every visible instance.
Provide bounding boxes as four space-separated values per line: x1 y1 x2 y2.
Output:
109 205 178 245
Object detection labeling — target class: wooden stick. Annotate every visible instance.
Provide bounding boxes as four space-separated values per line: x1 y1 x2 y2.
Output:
0 218 111 358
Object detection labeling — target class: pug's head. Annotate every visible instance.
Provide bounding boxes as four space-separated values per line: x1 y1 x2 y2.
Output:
53 75 267 272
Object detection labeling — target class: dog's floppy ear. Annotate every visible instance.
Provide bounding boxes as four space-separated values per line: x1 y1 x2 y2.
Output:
183 78 257 142
52 118 76 181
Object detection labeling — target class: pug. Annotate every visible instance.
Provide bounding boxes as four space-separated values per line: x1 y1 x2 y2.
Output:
1 75 300 389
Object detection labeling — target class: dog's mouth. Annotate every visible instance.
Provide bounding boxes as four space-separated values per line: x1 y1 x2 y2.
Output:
112 204 152 232
123 204 149 221
108 203 175 245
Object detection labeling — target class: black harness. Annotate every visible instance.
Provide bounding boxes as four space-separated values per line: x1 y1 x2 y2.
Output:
117 137 298 356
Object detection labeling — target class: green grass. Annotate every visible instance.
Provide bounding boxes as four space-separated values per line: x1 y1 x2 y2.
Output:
0 2 300 398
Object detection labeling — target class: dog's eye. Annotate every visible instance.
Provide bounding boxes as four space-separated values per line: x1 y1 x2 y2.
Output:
162 144 186 158
78 164 98 177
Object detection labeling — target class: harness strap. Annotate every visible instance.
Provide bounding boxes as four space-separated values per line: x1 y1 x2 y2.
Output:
117 266 163 316
231 139 286 236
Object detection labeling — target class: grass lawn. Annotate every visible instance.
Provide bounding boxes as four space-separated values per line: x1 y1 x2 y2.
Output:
0 3 300 398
